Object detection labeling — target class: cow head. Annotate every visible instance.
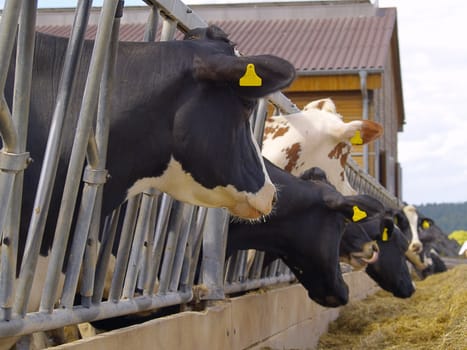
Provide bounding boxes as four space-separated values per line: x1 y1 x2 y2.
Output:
262 98 383 196
401 205 424 253
278 207 349 307
340 222 380 269
124 26 296 219
299 167 382 270
417 215 438 244
227 162 389 307
366 225 415 298
279 190 390 306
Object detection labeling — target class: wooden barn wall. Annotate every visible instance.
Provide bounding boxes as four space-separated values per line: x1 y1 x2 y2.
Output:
283 90 378 178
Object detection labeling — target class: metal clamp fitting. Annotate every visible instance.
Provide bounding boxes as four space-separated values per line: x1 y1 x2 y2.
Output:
0 150 31 173
82 166 109 185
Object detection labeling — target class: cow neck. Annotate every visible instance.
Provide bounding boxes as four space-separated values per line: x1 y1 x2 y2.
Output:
227 221 290 257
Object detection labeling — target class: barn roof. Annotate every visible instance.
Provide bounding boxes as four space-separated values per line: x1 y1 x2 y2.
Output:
211 9 396 74
36 6 397 75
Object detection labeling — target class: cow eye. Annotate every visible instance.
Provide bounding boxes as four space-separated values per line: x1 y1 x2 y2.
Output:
241 98 256 118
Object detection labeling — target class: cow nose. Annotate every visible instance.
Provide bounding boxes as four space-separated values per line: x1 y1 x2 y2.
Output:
410 241 423 254
371 241 379 254
245 180 276 217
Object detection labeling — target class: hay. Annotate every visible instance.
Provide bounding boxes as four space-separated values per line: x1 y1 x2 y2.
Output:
318 265 467 350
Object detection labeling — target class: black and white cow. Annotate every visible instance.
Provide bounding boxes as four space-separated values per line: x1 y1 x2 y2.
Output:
401 205 424 254
365 222 415 298
414 213 448 278
297 167 415 298
298 167 380 268
4 26 295 262
227 160 386 307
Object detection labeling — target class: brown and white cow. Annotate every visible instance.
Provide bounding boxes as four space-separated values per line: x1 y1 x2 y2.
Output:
262 98 383 196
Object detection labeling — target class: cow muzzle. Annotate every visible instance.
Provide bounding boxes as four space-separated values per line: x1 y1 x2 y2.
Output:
347 241 379 270
310 289 349 307
409 241 423 254
230 181 276 219
405 250 428 271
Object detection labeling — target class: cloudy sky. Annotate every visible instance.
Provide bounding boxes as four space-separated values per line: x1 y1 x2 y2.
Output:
1 0 466 205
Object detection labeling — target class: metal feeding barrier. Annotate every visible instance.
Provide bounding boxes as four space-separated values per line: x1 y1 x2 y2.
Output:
0 0 400 344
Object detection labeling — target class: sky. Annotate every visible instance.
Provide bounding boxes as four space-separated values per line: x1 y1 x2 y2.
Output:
1 0 467 205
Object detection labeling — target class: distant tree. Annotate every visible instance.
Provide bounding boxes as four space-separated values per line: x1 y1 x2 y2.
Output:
417 202 467 234
448 230 467 245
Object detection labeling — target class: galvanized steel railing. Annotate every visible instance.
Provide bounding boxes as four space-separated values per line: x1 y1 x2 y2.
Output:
346 158 403 209
0 0 399 343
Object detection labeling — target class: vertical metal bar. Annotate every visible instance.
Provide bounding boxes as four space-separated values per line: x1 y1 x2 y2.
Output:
200 208 229 300
122 190 157 299
359 70 369 173
168 204 195 291
157 201 185 295
83 0 123 307
224 253 238 285
144 194 173 296
136 191 159 293
253 98 267 147
79 189 101 307
0 0 21 92
40 0 120 313
248 251 265 280
15 0 93 317
231 250 248 283
143 5 159 41
269 259 280 276
92 207 120 304
0 0 23 320
160 17 177 41
180 207 207 291
108 195 140 302
0 0 37 321
60 183 99 309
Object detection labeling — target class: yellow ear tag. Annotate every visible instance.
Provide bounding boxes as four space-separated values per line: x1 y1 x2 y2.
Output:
350 130 363 145
352 205 367 222
382 227 389 241
422 220 430 229
239 63 262 86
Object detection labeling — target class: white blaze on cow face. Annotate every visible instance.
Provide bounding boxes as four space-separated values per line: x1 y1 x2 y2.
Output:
127 157 275 219
402 205 424 253
262 98 383 196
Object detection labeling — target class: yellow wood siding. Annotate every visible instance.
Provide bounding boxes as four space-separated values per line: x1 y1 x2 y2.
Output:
285 74 382 92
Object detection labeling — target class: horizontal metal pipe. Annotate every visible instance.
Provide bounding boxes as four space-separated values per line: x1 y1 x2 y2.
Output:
297 67 383 76
0 291 192 337
224 275 296 295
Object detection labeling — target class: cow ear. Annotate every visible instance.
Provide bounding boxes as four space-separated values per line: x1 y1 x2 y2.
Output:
360 120 383 144
193 54 296 98
421 219 432 229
